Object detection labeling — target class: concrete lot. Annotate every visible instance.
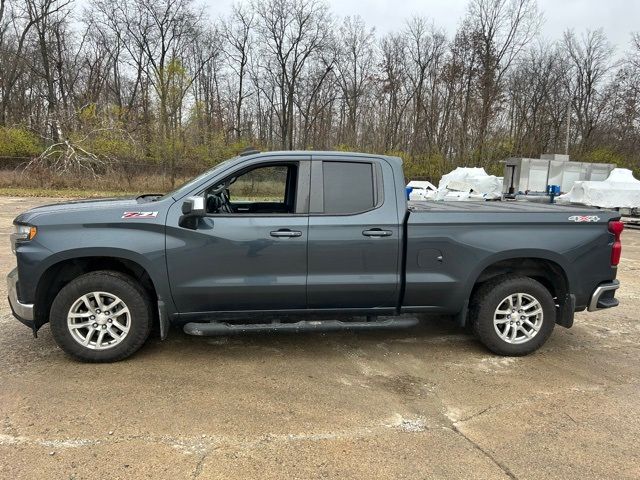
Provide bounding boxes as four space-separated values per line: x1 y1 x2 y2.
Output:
0 196 639 480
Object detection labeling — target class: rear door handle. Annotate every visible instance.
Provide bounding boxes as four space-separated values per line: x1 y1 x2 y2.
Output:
270 229 302 238
362 228 393 237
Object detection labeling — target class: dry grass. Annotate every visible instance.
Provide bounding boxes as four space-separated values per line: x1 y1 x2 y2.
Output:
231 179 284 201
0 187 137 198
0 169 191 197
0 169 287 200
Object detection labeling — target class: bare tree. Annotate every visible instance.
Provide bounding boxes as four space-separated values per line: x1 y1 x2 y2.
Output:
223 4 254 140
506 44 567 155
379 32 412 151
109 0 213 184
0 0 69 124
190 27 225 146
404 17 447 154
335 15 375 147
464 0 541 162
630 32 640 70
253 0 332 150
562 29 614 152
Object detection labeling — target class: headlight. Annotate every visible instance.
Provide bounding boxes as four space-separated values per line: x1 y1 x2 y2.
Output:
11 224 37 254
14 224 37 240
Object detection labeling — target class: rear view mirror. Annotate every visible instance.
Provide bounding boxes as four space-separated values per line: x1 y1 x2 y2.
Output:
179 196 206 229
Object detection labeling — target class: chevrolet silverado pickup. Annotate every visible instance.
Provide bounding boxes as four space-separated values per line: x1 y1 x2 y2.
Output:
8 151 623 362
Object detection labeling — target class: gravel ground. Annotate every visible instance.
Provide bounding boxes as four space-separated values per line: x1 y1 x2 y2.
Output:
0 196 639 480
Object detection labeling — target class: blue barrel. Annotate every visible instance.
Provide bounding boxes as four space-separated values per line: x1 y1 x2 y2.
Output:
405 186 413 200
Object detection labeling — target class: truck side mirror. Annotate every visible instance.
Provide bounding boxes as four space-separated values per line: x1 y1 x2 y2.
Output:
182 196 206 216
179 196 206 229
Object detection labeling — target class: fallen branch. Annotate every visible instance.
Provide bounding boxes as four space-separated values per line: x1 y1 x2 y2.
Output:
23 138 112 180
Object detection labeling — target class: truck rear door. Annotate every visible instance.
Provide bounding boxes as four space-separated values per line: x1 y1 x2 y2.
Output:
306 156 401 309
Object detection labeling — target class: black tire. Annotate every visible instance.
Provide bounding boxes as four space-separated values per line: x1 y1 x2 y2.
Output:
470 275 555 356
49 271 153 362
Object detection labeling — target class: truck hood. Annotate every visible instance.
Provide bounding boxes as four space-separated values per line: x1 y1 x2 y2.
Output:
14 196 151 224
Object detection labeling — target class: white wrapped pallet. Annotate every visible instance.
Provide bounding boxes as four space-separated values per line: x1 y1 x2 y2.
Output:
556 168 640 209
435 167 503 201
407 180 437 200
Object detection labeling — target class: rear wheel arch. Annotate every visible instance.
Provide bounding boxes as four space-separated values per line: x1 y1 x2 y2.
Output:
471 257 570 299
463 256 572 327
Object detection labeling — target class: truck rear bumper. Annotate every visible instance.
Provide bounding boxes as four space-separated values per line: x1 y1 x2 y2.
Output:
588 280 620 312
7 268 35 327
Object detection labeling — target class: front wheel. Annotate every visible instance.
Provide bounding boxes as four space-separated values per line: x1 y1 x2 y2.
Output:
470 275 556 356
49 271 153 362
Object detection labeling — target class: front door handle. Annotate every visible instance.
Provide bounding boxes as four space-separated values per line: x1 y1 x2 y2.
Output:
362 228 393 237
270 229 302 238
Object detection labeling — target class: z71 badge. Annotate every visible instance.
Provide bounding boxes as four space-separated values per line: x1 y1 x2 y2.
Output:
122 211 158 219
568 215 600 222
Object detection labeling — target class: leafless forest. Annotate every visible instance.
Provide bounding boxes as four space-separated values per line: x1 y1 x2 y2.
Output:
0 0 639 190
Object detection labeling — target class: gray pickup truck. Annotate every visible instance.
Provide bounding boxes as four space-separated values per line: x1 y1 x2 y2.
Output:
8 151 623 362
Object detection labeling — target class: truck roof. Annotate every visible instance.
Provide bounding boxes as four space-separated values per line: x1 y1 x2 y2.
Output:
242 150 403 165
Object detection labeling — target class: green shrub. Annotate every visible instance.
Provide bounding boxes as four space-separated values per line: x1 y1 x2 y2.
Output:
0 127 42 158
583 147 625 166
85 134 144 162
584 147 639 178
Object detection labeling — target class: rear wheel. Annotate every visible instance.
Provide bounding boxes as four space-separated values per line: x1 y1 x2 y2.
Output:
49 271 153 362
470 275 555 356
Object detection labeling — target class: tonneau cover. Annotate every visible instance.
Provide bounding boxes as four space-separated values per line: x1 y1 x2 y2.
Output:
408 200 602 213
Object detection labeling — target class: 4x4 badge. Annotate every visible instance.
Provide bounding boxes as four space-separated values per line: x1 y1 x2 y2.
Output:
568 215 600 222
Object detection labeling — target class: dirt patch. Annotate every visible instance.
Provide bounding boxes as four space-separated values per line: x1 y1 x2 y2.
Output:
1 196 639 479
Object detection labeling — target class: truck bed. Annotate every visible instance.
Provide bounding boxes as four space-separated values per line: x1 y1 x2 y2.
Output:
402 199 620 313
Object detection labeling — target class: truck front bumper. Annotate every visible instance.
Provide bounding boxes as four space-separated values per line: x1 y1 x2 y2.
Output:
588 280 620 312
7 268 35 329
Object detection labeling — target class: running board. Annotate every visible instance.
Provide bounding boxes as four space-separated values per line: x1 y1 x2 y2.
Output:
183 316 420 336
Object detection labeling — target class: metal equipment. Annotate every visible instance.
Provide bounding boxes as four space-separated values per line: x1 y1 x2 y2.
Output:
502 154 615 195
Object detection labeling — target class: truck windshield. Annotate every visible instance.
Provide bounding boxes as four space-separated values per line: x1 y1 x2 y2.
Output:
159 156 239 201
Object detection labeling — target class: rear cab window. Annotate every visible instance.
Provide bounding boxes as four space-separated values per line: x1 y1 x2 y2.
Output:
311 159 382 215
323 162 375 214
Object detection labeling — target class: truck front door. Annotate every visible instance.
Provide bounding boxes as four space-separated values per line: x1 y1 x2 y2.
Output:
306 156 401 309
165 157 311 313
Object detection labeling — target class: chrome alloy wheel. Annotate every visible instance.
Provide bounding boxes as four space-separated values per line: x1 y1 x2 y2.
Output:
67 292 131 350
493 293 543 345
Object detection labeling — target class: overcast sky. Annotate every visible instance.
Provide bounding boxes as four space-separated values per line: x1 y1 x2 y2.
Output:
205 0 640 53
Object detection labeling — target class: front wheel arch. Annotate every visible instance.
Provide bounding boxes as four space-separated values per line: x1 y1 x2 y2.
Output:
34 256 159 332
49 270 153 362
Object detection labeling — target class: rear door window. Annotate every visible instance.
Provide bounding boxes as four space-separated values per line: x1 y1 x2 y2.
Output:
322 161 375 214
